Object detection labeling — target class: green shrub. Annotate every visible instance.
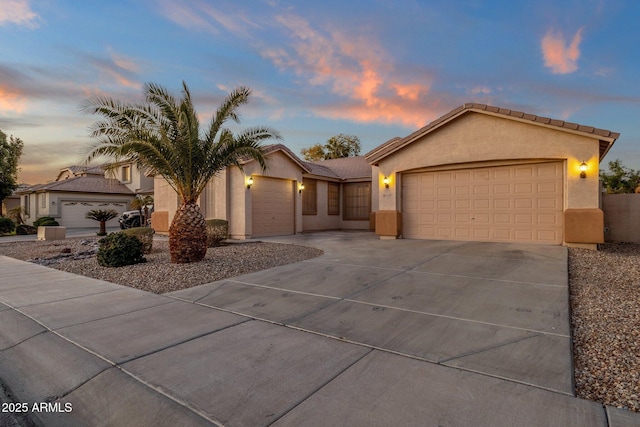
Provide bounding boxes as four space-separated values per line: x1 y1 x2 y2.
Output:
33 216 59 227
122 227 155 254
97 232 146 267
15 224 37 235
0 217 16 234
206 219 229 247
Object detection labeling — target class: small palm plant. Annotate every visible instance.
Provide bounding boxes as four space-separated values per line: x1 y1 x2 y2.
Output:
86 209 118 236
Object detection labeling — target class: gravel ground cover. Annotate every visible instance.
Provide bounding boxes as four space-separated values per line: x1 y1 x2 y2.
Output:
0 237 323 294
569 243 640 412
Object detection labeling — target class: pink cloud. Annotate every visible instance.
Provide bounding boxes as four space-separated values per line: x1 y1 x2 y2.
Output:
263 13 435 127
541 28 583 74
0 0 39 27
0 86 27 113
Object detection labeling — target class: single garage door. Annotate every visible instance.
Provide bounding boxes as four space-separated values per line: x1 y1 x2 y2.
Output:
402 162 563 244
59 201 129 228
251 176 295 237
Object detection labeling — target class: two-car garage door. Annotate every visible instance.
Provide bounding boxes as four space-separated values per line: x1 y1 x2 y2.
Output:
402 162 563 244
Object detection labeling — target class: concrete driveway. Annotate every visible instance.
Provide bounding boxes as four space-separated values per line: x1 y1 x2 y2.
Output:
0 231 637 426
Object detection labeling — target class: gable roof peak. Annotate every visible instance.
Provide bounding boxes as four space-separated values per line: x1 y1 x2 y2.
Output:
365 102 620 164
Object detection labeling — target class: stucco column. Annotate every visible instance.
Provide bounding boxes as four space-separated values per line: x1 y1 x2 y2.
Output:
375 170 402 239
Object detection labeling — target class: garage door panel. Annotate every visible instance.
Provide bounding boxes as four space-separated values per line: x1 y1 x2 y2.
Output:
402 162 563 244
455 186 470 196
473 199 490 209
493 199 511 209
515 183 533 194
537 198 560 209
515 199 533 209
493 184 510 194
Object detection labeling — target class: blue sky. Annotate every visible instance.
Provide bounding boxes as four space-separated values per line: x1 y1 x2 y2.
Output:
1 0 639 183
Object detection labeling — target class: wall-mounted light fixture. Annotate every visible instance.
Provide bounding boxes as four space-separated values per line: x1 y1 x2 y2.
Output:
579 161 587 179
383 176 390 189
246 176 254 189
299 183 305 194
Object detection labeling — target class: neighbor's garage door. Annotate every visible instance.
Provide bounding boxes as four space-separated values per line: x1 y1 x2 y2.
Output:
251 177 295 237
59 201 128 228
402 162 563 244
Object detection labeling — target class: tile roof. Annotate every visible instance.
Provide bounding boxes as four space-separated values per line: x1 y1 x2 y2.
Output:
241 143 312 173
18 176 133 195
365 103 620 164
305 156 371 180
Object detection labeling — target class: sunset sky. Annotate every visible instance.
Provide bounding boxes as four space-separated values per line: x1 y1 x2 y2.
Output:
2 0 639 184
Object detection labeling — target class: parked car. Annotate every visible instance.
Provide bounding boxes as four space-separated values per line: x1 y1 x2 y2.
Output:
118 207 153 229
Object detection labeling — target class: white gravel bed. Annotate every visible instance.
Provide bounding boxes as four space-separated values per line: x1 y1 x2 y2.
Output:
569 243 640 412
0 237 323 294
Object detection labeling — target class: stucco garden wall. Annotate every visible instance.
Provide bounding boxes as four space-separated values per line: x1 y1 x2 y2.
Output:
602 193 640 243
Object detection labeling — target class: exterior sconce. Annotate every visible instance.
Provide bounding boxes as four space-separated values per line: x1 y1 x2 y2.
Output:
299 183 305 194
383 176 390 189
579 162 587 179
246 176 253 189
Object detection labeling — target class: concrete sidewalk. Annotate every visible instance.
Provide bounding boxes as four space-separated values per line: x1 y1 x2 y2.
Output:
0 232 639 426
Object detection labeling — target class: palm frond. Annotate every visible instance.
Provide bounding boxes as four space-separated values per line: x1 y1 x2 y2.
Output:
84 81 278 204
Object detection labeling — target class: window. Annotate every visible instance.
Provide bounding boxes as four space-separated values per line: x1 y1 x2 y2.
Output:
122 165 131 182
23 196 29 216
328 182 340 215
40 194 46 209
343 182 371 220
302 179 317 215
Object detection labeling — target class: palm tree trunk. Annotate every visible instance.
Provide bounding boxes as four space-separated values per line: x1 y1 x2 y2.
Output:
169 201 207 263
99 221 106 235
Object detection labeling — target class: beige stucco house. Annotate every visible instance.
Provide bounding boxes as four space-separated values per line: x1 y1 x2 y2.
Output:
366 103 619 248
152 144 373 238
17 161 153 228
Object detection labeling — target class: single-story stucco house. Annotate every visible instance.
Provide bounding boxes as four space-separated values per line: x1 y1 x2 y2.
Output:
367 103 619 248
153 103 619 248
17 161 154 228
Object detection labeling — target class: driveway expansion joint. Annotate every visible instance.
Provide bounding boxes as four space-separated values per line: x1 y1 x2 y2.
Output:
437 333 542 364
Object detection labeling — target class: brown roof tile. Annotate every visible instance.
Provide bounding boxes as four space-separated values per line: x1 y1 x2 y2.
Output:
18 176 133 195
305 156 371 180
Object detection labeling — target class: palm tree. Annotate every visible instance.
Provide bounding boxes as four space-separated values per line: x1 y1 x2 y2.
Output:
86 209 119 236
84 82 280 263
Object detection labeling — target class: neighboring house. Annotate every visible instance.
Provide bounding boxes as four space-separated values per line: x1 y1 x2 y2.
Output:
17 161 153 228
365 103 619 248
1 184 28 217
152 144 373 238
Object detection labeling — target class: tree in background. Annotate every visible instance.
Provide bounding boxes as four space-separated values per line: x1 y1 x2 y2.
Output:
84 82 280 263
301 134 361 161
600 159 640 194
300 143 326 161
0 130 24 217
